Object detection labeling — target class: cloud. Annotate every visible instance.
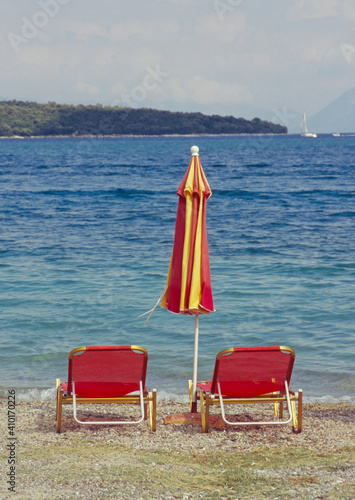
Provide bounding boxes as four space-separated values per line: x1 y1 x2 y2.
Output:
194 11 247 44
0 0 354 118
108 19 179 44
74 81 100 96
170 75 253 107
63 21 107 41
287 0 339 21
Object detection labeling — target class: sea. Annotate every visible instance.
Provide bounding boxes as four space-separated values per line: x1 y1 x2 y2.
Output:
0 134 354 403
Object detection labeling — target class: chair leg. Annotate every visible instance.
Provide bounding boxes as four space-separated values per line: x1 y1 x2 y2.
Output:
200 390 210 433
56 381 63 433
144 394 148 421
276 391 284 419
273 384 278 417
273 392 281 419
279 400 284 419
291 389 303 433
55 379 60 419
274 401 279 417
149 389 157 432
297 389 303 433
188 380 193 411
291 400 297 429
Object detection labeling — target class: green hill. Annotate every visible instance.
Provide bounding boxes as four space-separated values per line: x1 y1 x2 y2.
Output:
0 100 287 137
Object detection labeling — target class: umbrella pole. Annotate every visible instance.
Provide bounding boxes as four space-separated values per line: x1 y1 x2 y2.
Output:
191 313 199 413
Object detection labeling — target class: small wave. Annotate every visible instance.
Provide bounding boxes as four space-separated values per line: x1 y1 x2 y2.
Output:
17 387 56 401
304 394 355 404
330 211 355 218
0 384 190 403
1 387 353 405
156 391 190 403
244 162 270 168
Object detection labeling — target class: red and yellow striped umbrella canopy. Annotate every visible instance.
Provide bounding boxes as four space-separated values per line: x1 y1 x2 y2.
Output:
161 145 214 316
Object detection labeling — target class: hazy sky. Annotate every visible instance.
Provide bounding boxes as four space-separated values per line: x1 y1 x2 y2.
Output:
1 0 355 125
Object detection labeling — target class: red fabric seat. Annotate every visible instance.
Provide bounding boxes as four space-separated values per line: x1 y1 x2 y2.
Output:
192 346 302 433
56 345 156 432
67 346 147 398
199 346 294 398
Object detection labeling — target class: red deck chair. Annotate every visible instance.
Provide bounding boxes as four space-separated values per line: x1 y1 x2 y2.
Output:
56 346 156 432
189 346 302 433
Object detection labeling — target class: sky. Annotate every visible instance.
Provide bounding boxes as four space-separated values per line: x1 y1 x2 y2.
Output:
1 0 355 128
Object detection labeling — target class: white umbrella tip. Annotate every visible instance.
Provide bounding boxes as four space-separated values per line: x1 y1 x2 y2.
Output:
191 145 199 156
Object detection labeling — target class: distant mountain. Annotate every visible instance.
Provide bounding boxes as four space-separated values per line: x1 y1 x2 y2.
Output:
0 100 287 137
308 88 355 134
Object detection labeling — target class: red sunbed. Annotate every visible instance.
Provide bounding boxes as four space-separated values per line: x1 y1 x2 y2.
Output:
56 345 156 432
189 346 302 433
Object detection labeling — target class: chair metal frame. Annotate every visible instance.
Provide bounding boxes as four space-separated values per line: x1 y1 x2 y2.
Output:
56 345 157 432
189 346 302 433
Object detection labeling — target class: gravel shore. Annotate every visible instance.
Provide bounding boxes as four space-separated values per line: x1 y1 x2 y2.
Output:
1 399 354 499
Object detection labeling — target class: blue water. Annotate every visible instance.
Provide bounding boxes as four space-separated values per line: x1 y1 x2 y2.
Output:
1 135 354 402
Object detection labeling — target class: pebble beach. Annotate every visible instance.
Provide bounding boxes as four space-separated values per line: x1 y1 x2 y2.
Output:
1 399 354 499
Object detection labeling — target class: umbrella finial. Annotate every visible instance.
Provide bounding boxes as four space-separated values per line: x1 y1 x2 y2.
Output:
191 145 199 156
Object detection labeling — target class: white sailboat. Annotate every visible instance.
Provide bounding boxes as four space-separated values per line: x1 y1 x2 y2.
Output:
300 112 317 138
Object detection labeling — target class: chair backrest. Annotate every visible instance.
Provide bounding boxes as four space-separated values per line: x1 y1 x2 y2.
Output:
67 346 148 398
210 346 295 397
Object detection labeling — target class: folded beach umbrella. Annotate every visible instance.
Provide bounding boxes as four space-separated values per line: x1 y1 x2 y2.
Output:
161 145 215 411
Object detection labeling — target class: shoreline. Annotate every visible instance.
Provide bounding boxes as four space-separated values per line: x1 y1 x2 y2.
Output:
1 400 354 499
0 132 289 139
1 132 353 140
1 387 355 405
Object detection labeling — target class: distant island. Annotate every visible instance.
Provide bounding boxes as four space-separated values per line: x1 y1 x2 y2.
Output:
0 100 287 137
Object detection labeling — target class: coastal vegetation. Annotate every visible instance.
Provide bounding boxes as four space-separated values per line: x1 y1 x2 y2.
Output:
0 100 287 137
